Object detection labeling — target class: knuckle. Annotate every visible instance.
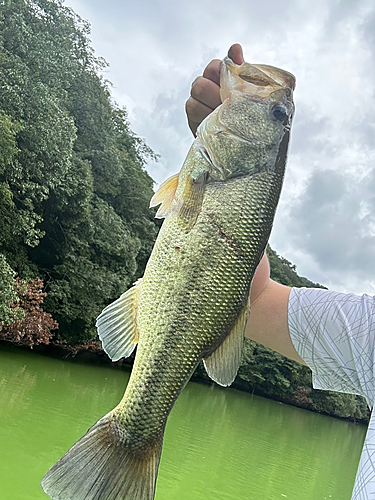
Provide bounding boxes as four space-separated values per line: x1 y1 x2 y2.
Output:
203 59 221 83
185 97 204 121
190 77 207 100
185 96 194 111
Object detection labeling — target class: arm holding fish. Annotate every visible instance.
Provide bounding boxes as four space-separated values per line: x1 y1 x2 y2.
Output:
186 44 304 365
246 258 305 364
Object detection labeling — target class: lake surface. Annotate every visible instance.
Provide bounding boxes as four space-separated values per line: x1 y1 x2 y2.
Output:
0 345 367 500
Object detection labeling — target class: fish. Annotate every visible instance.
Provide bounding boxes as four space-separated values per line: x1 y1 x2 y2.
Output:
41 54 295 500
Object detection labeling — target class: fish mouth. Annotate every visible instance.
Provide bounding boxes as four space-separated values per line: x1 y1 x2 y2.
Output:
220 57 296 102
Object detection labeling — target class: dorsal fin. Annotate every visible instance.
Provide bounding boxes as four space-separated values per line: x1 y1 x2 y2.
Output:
203 295 250 386
96 278 142 361
149 173 179 219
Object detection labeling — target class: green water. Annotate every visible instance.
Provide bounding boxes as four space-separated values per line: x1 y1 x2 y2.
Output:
0 345 366 500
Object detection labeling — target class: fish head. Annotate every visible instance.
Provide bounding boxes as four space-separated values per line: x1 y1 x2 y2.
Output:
197 57 295 179
220 57 295 101
219 56 295 139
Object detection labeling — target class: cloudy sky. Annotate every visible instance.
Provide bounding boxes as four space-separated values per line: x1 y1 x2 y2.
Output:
64 0 375 296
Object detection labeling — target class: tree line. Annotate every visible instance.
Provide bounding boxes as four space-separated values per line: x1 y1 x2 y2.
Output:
0 0 158 344
0 0 368 422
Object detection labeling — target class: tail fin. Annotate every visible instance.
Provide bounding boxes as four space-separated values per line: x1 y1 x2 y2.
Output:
41 413 163 500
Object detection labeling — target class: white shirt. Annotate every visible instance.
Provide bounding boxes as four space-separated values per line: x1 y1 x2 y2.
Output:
288 287 375 500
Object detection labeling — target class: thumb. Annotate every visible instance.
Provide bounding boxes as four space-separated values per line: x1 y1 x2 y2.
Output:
228 43 244 65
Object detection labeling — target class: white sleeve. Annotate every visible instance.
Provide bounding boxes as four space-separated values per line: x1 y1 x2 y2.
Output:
288 287 375 408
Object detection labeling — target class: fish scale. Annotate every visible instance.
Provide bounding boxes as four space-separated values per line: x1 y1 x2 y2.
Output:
42 55 295 500
116 166 287 448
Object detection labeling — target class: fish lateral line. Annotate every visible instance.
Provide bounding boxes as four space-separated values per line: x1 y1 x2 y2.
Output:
200 211 248 261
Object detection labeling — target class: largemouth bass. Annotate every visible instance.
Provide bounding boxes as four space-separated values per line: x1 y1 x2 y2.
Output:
41 55 295 500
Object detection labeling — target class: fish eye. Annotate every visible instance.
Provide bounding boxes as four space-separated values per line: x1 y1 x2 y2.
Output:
271 104 288 122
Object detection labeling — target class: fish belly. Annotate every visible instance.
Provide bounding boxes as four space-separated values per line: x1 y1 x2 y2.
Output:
114 167 284 446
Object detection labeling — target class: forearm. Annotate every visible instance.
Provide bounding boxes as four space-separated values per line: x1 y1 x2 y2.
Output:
250 254 271 303
246 255 305 364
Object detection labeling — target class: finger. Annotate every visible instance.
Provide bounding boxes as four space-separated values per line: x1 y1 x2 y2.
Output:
228 43 244 65
187 117 199 137
190 76 221 110
185 96 214 125
202 59 221 85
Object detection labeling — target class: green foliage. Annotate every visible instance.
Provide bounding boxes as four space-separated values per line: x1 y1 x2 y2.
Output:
43 195 142 342
0 0 158 340
0 110 20 171
0 254 24 326
267 245 326 289
309 390 369 421
0 0 78 261
238 338 304 396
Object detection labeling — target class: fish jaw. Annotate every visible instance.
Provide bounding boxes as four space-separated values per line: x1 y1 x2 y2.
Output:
220 56 296 101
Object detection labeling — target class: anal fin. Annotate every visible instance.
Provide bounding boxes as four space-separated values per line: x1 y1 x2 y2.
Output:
96 278 142 362
203 295 250 386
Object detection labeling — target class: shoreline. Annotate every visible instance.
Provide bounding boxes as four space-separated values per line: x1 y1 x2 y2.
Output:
0 338 369 425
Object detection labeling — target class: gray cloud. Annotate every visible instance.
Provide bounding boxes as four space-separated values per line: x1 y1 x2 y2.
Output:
131 77 196 185
290 105 330 155
66 0 375 295
278 166 375 293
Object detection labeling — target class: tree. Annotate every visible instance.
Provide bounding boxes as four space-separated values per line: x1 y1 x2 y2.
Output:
0 0 158 341
267 245 326 289
0 277 58 347
0 254 24 326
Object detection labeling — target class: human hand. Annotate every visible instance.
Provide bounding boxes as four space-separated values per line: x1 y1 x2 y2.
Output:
185 44 244 136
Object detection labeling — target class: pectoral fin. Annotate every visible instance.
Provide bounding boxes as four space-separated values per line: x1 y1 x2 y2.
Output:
177 172 207 232
203 296 250 386
150 173 179 218
96 278 142 361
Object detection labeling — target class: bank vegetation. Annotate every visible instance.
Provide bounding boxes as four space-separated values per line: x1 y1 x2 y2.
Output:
0 0 369 423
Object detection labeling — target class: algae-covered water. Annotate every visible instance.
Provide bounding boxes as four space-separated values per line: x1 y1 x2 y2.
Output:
0 345 366 500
